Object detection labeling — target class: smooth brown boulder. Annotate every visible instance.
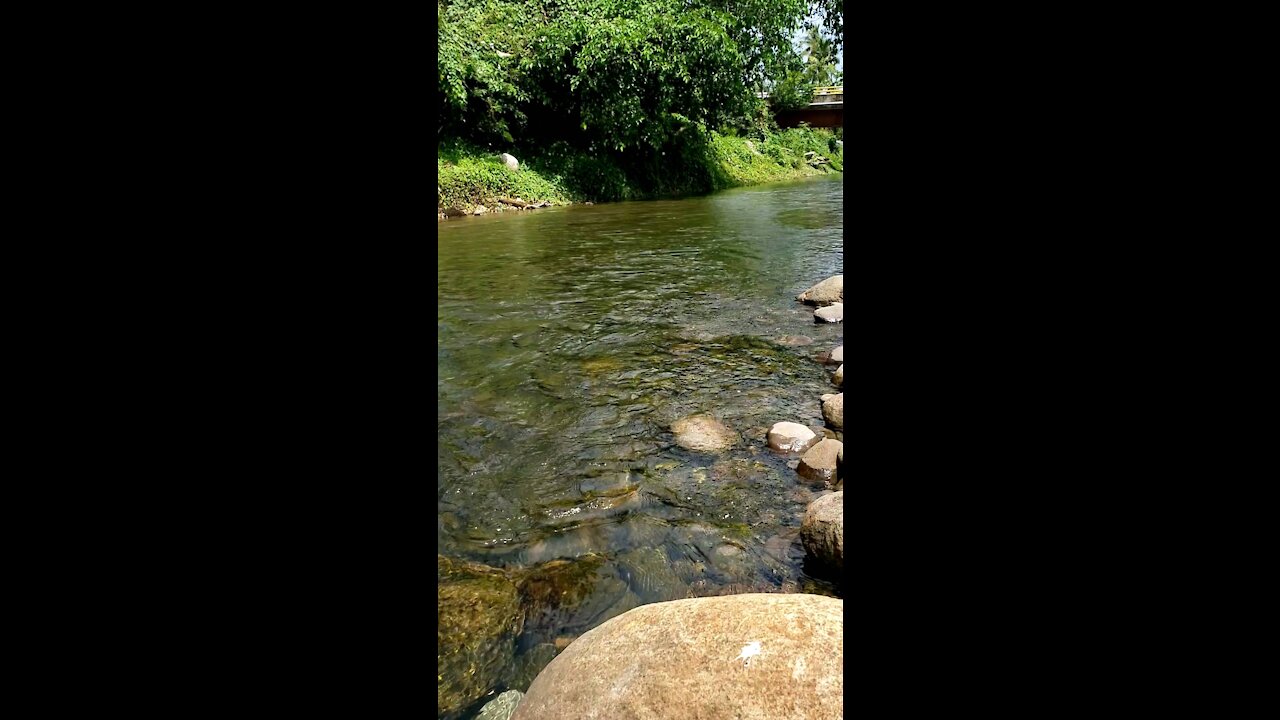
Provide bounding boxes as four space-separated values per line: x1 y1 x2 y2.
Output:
833 364 843 388
801 491 844 572
671 414 737 452
512 593 843 720
822 393 843 429
796 275 843 306
766 421 819 453
797 438 843 484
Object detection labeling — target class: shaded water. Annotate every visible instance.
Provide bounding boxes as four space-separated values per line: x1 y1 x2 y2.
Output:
438 175 843 717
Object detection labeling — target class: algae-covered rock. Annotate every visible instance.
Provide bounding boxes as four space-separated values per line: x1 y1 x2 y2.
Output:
438 555 524 719
516 555 637 647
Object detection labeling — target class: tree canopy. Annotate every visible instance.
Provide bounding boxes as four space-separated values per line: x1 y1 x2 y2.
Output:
438 0 827 152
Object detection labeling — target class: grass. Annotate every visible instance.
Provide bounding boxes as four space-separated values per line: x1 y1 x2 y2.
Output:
438 128 843 215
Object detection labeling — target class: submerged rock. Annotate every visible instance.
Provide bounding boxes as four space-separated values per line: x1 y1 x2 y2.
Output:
814 302 844 323
767 421 819 453
801 491 844 573
822 393 844 429
477 690 523 720
512 594 844 720
774 334 814 346
516 555 640 647
438 555 524 719
510 644 558 692
670 414 736 452
796 275 844 306
616 547 686 602
797 438 843 485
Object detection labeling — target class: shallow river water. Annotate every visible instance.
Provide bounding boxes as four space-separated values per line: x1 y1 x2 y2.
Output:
438 174 843 718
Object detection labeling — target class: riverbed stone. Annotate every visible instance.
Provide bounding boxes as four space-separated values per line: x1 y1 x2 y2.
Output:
797 438 843 484
670 414 736 452
796 275 844 306
766 421 819 453
438 555 525 719
830 345 843 363
774 334 813 346
511 593 843 720
510 644 559 692
616 547 686 602
822 393 843 429
477 690 523 720
833 364 843 387
814 302 844 323
501 153 519 170
801 491 844 573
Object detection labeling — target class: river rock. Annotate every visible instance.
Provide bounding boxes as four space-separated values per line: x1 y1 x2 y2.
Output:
477 690 523 720
670 414 736 452
438 555 524 719
833 364 843 387
797 438 843 484
766 421 819 453
796 275 843 306
443 207 467 217
830 345 843 363
511 593 843 720
801 491 844 572
473 205 488 215
511 644 559 692
501 153 519 170
814 302 843 323
774 334 813 346
616 547 686 602
822 393 843 429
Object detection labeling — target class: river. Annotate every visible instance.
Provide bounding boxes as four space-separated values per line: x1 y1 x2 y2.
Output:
438 174 843 718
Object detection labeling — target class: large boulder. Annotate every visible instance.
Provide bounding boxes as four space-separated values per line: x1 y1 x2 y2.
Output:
797 438 843 484
822 393 843 429
766 421 820 453
796 275 843 306
671 414 737 452
501 153 519 171
512 593 844 720
801 491 844 572
814 303 844 323
438 556 525 719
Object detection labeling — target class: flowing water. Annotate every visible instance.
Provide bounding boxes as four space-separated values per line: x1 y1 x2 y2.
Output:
437 174 843 718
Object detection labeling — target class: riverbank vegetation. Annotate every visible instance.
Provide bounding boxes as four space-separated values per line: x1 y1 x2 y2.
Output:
437 0 844 213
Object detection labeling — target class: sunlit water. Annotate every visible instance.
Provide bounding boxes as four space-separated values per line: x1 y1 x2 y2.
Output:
438 174 843 717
